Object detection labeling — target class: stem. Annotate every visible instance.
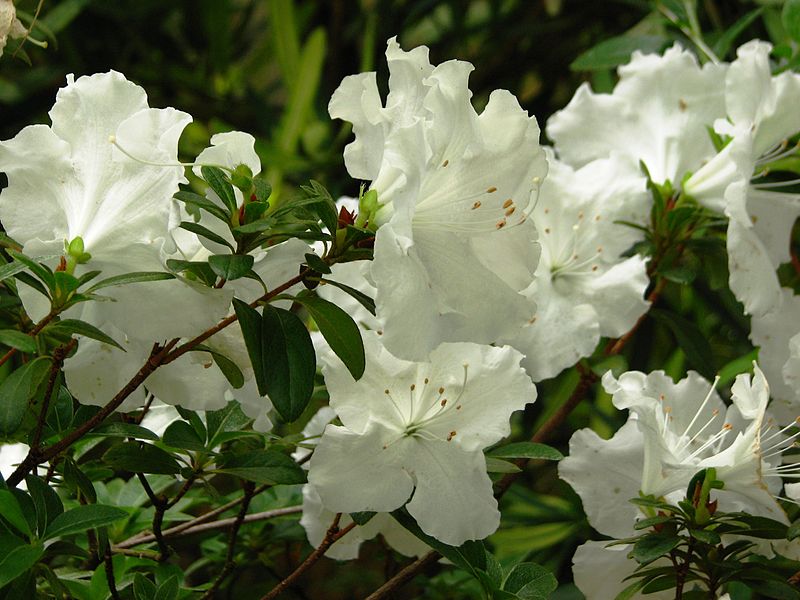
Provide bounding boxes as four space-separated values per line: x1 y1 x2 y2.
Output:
104 546 121 600
5 339 178 488
138 473 170 561
201 482 256 600
260 515 357 600
675 536 696 599
30 341 74 450
364 551 440 600
604 279 666 356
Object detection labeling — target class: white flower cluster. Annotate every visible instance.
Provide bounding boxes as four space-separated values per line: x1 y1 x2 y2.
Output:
1 32 799 589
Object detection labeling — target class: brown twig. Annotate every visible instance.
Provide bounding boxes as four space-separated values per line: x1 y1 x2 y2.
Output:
364 551 440 600
104 546 121 600
201 482 257 599
30 340 75 450
604 278 666 356
260 515 357 600
138 473 170 561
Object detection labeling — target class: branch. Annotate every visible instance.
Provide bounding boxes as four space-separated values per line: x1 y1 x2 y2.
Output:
364 551 440 600
138 473 170 561
260 515 357 600
30 340 74 450
0 309 58 369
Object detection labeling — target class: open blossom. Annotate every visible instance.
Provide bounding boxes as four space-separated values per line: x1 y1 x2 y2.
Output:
561 366 797 599
685 41 800 316
499 153 650 381
0 71 232 341
547 43 726 187
308 331 536 546
0 0 25 57
330 37 546 360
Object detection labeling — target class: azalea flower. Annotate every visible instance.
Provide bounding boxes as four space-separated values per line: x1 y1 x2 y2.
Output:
684 41 800 316
330 37 546 360
499 153 650 381
307 331 536 545
295 407 429 560
0 0 26 57
547 43 726 187
0 71 232 341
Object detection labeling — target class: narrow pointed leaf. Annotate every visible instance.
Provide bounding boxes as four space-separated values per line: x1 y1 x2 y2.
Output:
43 504 128 540
208 254 255 281
86 271 174 293
44 319 124 351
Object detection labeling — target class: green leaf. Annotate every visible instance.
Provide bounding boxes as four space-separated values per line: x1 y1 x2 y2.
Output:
0 260 30 283
208 254 255 281
200 166 238 215
787 518 800 541
301 180 338 235
631 533 682 565
485 457 522 473
179 221 235 251
86 271 174 293
162 421 207 452
43 504 128 540
25 475 63 537
89 422 160 441
0 330 36 354
234 300 316 422
0 357 52 436
650 309 715 379
713 8 764 58
133 574 157 600
0 535 43 588
293 294 364 380
633 515 672 530
206 402 251 447
153 574 180 600
0 489 32 537
502 562 558 599
571 35 666 71
350 511 376 526
783 0 800 43
253 179 272 204
304 252 331 274
44 319 124 351
486 442 563 461
318 277 376 315
103 442 182 475
62 457 97 503
166 259 217 287
7 250 54 290
217 449 306 485
690 528 721 545
174 190 230 222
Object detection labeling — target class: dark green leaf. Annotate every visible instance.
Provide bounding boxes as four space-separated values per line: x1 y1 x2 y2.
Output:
350 511 376 526
208 254 255 281
63 457 96 503
318 277 376 315
162 421 207 452
217 449 306 485
787 518 800 541
179 221 235 251
253 179 272 204
0 489 31 537
783 0 800 43
485 457 521 473
175 406 207 442
486 442 563 461
690 528 721 545
713 9 764 58
0 330 36 353
103 442 182 475
44 319 124 351
133 574 157 600
201 166 238 215
174 190 230 222
631 533 682 565
86 271 174 293
0 260 29 283
166 259 218 287
43 504 128 540
303 253 331 274
293 294 364 379
0 357 52 435
232 218 276 235
650 309 715 378
25 475 63 537
0 535 43 588
7 250 54 289
633 515 672 530
153 574 180 600
571 35 666 71
206 402 251 446
502 562 558 599
90 422 159 441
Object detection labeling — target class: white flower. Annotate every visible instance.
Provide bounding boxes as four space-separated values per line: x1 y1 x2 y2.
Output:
330 37 546 360
296 407 428 560
307 331 536 545
499 154 650 381
685 41 800 316
316 261 380 332
0 442 28 482
0 71 232 340
547 43 726 187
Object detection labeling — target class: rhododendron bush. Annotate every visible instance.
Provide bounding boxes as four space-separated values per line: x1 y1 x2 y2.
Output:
1 1 800 598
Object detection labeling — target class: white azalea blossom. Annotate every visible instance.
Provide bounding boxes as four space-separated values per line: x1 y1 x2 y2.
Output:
685 41 800 316
330 37 546 359
0 71 232 341
296 406 429 560
547 43 726 187
0 0 26 57
499 154 650 381
308 331 536 545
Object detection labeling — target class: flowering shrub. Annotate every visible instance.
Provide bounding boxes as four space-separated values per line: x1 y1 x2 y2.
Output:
0 1 799 599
